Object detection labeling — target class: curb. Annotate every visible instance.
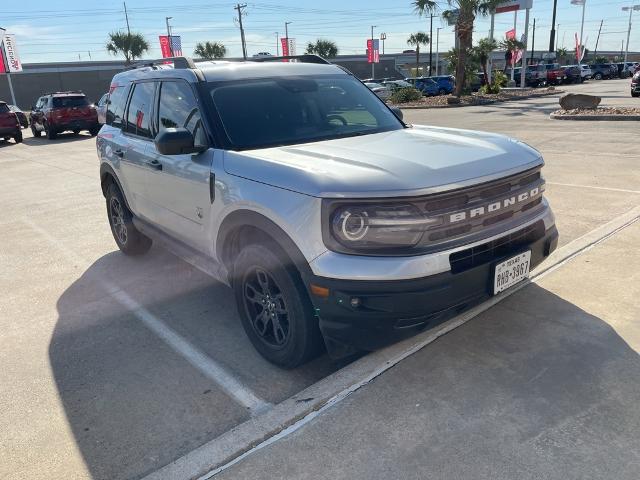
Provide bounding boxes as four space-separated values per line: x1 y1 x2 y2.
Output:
550 112 640 121
394 90 562 110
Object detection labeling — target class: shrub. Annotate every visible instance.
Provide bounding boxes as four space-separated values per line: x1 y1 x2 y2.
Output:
479 71 508 94
390 87 423 103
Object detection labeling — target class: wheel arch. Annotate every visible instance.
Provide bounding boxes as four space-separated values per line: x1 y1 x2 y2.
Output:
100 163 132 211
216 209 314 284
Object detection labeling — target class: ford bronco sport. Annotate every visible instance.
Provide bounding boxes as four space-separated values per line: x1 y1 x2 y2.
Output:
30 91 100 139
97 56 558 368
0 101 23 144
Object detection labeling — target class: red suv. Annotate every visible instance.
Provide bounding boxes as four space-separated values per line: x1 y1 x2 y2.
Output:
30 91 100 140
0 101 22 144
541 64 566 85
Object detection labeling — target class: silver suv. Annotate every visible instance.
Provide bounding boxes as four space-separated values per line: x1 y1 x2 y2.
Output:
97 56 558 368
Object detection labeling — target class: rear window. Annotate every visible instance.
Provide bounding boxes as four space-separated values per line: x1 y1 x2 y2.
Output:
52 96 89 108
0 104 9 114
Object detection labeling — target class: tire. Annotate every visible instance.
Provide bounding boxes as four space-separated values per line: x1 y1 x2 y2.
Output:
632 91 640 98
45 123 57 140
13 131 23 143
89 125 100 136
105 182 152 256
233 243 323 368
438 88 446 96
31 125 42 138
594 73 602 80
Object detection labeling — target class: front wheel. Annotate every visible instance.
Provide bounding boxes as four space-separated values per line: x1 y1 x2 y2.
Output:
13 131 23 143
233 244 323 368
632 91 640 98
105 183 152 256
594 73 602 80
45 123 57 140
31 125 42 137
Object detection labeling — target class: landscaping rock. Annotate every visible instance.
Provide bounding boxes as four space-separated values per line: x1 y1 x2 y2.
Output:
559 93 601 110
447 96 461 104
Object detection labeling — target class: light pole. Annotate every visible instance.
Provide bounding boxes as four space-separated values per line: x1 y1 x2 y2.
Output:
275 32 279 56
622 5 640 66
435 27 443 76
371 25 376 79
571 0 587 62
165 17 173 56
284 21 292 56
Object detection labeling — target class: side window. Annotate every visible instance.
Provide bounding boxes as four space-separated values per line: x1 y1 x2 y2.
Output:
106 84 130 128
125 82 156 138
157 81 207 147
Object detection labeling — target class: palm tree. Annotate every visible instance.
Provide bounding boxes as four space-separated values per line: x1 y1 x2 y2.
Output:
194 41 227 59
500 37 525 70
106 31 149 65
414 0 502 96
556 47 568 64
407 32 430 77
475 37 497 82
305 39 338 58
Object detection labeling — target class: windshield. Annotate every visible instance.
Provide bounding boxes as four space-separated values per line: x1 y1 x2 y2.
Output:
210 75 403 150
0 104 9 114
52 96 89 108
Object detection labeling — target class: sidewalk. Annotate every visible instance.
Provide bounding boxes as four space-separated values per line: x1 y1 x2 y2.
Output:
216 222 640 480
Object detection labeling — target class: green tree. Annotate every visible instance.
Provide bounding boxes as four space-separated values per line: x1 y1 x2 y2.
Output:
500 37 525 71
305 39 338 58
106 31 149 65
474 37 497 83
556 47 568 64
194 41 227 59
406 32 430 77
414 0 502 96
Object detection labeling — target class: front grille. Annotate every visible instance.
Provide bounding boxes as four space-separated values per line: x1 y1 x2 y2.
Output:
449 220 545 274
415 167 545 251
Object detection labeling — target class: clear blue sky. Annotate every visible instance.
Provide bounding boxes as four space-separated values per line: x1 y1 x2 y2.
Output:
3 0 639 63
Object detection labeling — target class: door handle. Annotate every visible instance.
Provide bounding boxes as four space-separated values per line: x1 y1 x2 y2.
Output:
147 159 163 171
113 149 124 158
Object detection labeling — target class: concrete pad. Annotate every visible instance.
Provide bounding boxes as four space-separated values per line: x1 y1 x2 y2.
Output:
215 223 640 480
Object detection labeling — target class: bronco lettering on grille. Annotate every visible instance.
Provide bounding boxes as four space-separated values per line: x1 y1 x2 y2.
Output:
449 187 540 223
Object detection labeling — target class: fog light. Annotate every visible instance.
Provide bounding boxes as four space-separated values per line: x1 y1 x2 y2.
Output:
350 297 361 308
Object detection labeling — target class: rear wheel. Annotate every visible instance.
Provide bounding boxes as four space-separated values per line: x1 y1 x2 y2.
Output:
438 88 446 96
233 244 323 368
45 123 57 140
106 182 152 256
594 73 603 80
89 125 100 136
31 125 42 137
632 91 640 98
13 131 23 143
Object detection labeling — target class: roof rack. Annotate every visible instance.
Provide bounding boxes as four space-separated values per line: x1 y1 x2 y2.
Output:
42 90 85 96
249 54 331 65
127 56 196 71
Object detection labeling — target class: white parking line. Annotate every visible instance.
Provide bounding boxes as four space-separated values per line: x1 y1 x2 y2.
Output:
21 218 271 416
546 182 640 195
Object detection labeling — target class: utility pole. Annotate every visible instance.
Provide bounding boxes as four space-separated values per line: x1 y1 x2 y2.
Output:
593 19 603 58
165 17 173 56
435 27 442 76
488 12 495 83
428 14 435 76
370 25 376 79
284 21 291 57
622 5 640 66
549 0 558 51
124 2 131 35
275 32 279 56
521 7 530 88
510 11 517 84
235 3 248 60
530 18 536 64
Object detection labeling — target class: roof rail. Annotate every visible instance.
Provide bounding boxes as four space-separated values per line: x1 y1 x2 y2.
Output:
249 54 331 65
126 56 197 71
42 90 85 96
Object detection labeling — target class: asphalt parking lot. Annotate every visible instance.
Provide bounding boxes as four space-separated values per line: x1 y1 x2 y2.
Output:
1 78 639 480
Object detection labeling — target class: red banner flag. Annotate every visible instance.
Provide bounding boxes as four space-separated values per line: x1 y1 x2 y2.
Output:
281 37 289 56
575 33 581 62
159 36 172 58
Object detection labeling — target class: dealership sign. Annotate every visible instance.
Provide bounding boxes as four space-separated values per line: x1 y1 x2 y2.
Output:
495 0 533 13
0 34 22 73
366 39 379 63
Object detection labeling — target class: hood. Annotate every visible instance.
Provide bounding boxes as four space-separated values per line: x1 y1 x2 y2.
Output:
223 125 543 198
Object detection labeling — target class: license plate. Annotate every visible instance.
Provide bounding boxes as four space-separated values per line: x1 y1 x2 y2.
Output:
493 251 531 294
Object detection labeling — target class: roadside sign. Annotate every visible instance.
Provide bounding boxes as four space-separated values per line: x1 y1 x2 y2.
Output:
367 39 379 63
495 0 533 13
2 34 22 72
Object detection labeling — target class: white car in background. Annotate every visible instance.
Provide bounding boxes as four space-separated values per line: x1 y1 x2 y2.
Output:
364 82 391 100
579 64 592 81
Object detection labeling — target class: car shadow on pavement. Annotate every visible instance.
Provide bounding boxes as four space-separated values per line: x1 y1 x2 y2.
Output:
50 247 340 480
23 133 95 146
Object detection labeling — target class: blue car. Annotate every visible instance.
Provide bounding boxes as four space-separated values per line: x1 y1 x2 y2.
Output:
428 75 455 94
413 77 440 96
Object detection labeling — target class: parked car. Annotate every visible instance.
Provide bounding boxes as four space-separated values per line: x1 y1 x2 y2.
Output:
631 70 640 98
561 65 582 84
505 67 539 87
539 63 566 85
29 91 100 139
96 93 109 124
97 55 558 367
0 101 23 143
8 105 28 128
427 75 455 94
589 63 615 80
380 80 414 91
364 82 391 100
579 64 592 81
406 77 440 96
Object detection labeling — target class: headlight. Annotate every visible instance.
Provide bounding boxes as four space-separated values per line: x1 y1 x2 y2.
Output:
324 202 441 254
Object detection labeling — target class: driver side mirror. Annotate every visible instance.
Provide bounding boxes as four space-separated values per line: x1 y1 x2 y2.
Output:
390 106 403 121
155 127 206 155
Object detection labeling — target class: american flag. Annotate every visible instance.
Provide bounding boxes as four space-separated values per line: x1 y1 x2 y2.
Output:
170 35 182 56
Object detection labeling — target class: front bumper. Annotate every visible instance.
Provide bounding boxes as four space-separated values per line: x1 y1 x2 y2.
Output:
307 220 558 357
